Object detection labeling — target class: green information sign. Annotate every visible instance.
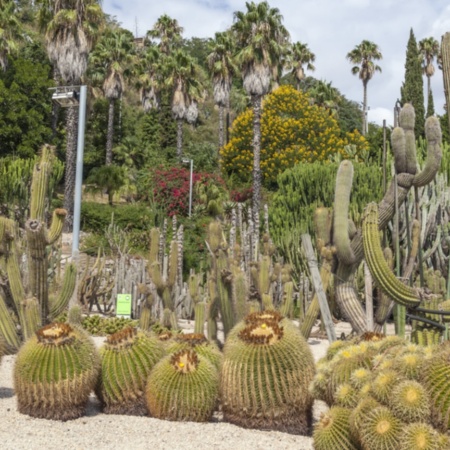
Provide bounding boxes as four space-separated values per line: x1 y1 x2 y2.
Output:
116 294 132 317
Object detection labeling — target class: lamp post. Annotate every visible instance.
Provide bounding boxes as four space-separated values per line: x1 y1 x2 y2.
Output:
182 158 193 218
50 85 87 258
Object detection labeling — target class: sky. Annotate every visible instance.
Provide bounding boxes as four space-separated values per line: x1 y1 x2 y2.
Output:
103 0 450 128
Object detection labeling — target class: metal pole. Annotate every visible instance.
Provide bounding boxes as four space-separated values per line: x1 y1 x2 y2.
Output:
188 159 193 218
72 85 87 258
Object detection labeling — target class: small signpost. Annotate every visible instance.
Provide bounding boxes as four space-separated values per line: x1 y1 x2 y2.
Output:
116 294 132 318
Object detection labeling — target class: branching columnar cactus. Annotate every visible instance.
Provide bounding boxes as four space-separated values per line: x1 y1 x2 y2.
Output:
14 322 100 420
145 348 219 422
0 145 76 351
220 310 315 434
96 327 164 415
362 202 422 307
332 104 442 334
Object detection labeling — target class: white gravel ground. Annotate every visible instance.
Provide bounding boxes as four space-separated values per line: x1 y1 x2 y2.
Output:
0 329 332 450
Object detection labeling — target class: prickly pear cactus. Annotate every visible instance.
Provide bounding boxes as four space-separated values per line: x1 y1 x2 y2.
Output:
96 327 164 415
146 348 219 422
220 310 315 434
14 323 100 420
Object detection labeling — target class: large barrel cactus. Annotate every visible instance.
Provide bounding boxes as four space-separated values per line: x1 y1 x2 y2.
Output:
146 348 219 422
220 310 315 434
96 327 164 415
14 322 100 420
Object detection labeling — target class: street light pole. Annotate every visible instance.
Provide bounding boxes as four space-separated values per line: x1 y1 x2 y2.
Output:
72 85 87 258
182 158 193 218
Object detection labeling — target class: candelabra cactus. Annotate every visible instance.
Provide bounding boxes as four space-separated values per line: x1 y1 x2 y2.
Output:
14 322 100 420
331 104 442 334
220 311 315 434
0 145 76 351
96 327 164 415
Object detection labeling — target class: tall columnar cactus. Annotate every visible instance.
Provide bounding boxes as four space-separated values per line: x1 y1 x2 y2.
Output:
332 105 442 334
14 322 100 420
147 224 179 330
96 327 164 415
220 311 315 434
145 348 219 422
441 32 450 135
0 145 76 351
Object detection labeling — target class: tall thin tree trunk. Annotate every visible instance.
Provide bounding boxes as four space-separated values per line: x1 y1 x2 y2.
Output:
176 119 183 157
106 98 115 166
226 97 231 145
251 94 262 245
219 105 224 150
362 81 368 136
63 106 78 232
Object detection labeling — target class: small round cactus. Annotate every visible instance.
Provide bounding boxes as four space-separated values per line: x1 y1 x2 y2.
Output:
220 311 315 434
388 380 431 423
146 348 219 422
313 406 358 450
14 322 100 420
96 327 164 415
358 406 402 450
398 422 443 450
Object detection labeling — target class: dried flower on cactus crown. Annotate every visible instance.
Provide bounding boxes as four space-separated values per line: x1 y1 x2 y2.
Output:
36 322 75 346
170 349 199 374
174 333 208 347
244 309 283 324
105 326 137 350
239 317 284 346
357 331 386 342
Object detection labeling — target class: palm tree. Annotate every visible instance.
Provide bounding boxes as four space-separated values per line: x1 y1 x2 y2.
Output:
232 1 290 225
164 49 204 157
287 41 315 90
147 14 183 55
36 0 104 230
89 28 135 165
207 31 238 152
346 40 382 136
136 44 163 112
0 0 23 71
308 80 342 116
419 37 439 101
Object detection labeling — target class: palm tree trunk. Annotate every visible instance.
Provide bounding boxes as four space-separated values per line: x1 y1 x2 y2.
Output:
362 81 368 136
176 118 183 157
63 106 78 232
427 75 431 104
219 105 224 150
226 97 231 145
106 98 115 166
251 94 262 243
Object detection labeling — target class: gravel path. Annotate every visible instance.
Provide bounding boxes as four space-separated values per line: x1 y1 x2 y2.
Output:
0 335 329 450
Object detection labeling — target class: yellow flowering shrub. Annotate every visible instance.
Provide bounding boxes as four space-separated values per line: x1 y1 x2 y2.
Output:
220 85 369 186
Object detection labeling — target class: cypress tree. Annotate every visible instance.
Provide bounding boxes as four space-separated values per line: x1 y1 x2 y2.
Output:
426 89 435 118
400 28 425 139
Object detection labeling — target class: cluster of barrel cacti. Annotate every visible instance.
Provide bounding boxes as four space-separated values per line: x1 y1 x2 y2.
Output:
10 310 318 432
0 145 77 353
311 335 450 449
